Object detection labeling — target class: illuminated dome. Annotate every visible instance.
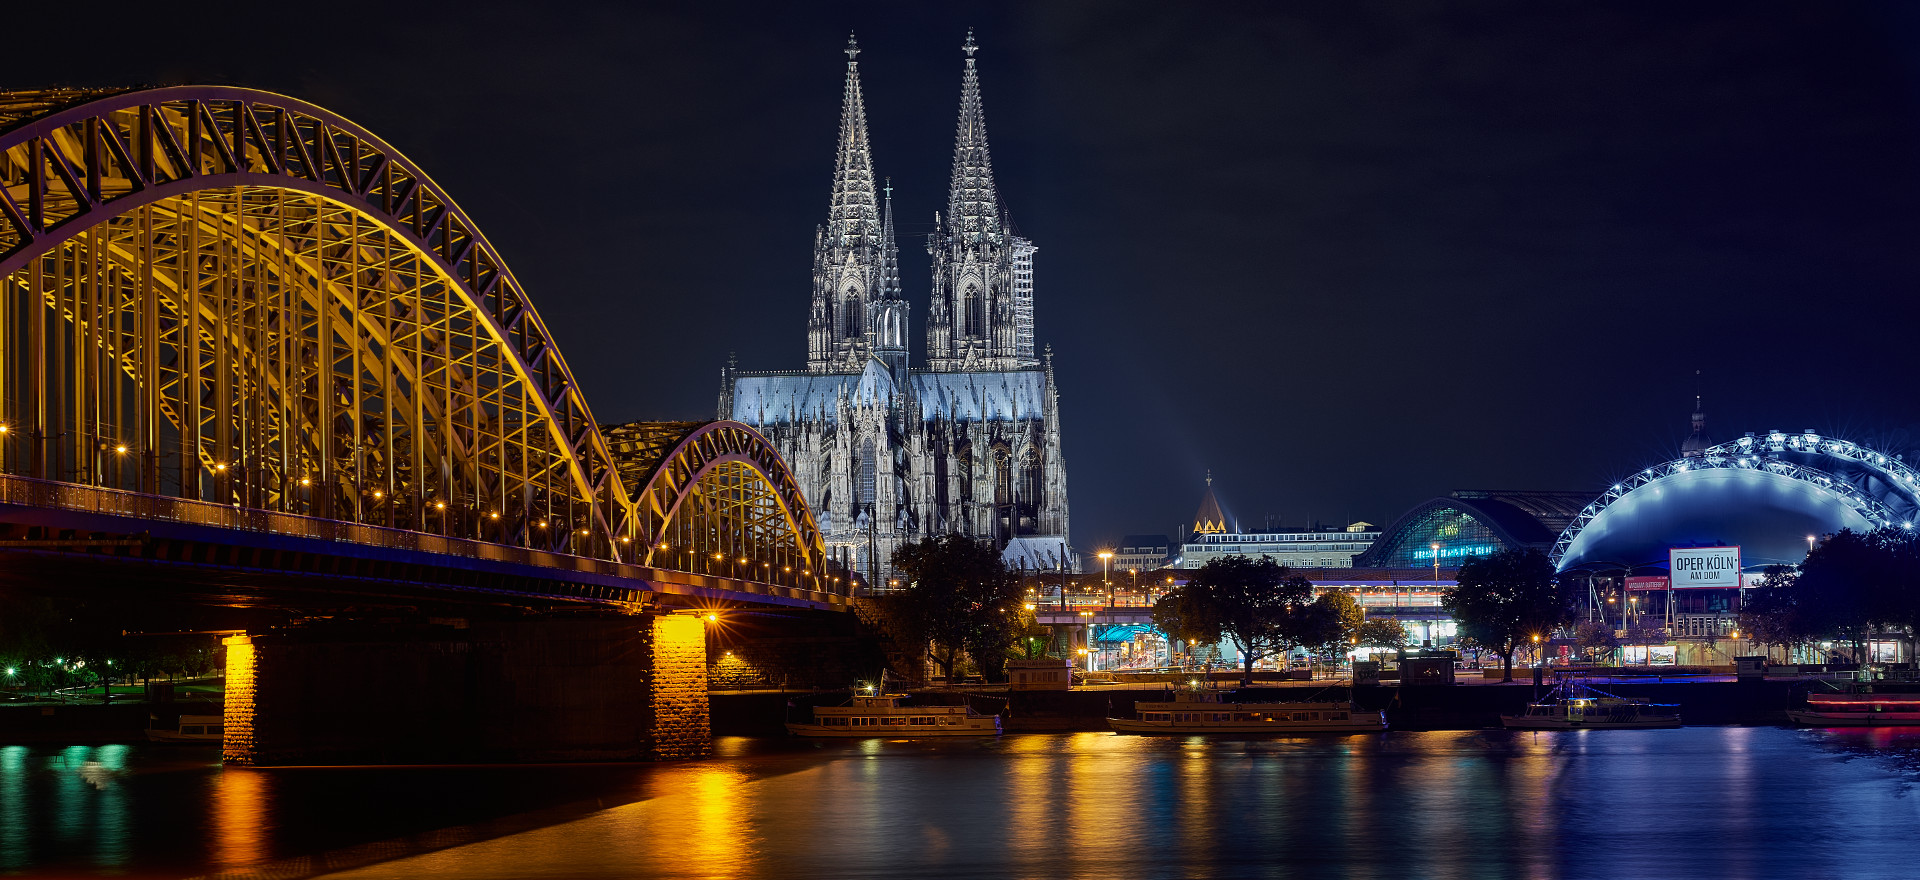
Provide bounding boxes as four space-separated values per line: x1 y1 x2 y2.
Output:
1554 430 1920 574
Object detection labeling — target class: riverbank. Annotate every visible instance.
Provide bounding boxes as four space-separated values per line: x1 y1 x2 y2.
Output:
0 678 1819 744
718 677 1813 735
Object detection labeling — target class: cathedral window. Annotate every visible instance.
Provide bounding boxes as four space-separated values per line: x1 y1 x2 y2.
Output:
1022 447 1042 514
858 438 877 508
994 446 1013 508
845 290 864 339
964 284 983 337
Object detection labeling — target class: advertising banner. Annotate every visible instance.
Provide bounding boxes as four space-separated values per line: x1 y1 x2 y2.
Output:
1669 546 1741 588
1625 576 1671 592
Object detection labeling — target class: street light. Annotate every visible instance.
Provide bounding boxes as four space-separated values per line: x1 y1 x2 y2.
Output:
1097 550 1114 608
1431 543 1441 585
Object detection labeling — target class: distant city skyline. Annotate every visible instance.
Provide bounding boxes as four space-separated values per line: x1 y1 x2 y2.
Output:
13 4 1918 548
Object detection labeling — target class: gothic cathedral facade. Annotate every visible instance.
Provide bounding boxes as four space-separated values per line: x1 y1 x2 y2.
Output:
719 32 1072 584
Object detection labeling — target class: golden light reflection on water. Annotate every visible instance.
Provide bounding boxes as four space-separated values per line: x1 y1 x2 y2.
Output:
1002 730 1060 863
211 767 269 868
641 761 756 878
1064 733 1140 862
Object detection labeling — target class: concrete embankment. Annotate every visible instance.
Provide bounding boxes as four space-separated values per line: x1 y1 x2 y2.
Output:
717 678 1814 735
0 702 220 743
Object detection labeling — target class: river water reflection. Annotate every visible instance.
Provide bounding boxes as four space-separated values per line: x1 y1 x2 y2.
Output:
3 727 1919 878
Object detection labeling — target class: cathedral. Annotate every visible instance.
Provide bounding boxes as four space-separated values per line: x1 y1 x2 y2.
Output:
719 31 1073 584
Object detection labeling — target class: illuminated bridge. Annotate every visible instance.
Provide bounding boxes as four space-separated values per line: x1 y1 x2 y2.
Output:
0 86 846 614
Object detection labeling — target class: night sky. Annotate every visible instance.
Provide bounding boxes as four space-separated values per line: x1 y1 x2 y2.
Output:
9 3 1920 549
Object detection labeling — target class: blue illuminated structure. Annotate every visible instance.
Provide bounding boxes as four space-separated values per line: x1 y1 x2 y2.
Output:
1355 491 1590 569
1554 430 1920 575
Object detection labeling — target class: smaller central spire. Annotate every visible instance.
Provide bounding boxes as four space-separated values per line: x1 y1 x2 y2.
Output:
846 33 860 60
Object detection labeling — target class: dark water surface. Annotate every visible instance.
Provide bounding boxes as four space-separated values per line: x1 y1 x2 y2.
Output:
5 728 1919 879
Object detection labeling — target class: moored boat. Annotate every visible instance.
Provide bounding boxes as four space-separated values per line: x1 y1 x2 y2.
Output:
1109 687 1386 734
1786 692 1920 727
1501 677 1681 729
1787 670 1920 727
786 692 1002 737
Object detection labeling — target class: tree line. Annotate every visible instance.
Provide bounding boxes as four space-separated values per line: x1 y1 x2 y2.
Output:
1738 527 1920 663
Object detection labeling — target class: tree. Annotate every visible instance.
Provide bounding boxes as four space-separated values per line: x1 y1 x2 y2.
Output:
1152 587 1219 669
1356 618 1409 651
1735 529 1920 665
1315 591 1366 647
1573 619 1619 664
888 535 1024 683
1441 549 1573 682
1158 555 1337 686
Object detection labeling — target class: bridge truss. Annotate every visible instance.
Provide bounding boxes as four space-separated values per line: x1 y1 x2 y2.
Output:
0 86 835 599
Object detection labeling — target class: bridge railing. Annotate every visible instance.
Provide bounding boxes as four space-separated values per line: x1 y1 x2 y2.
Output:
0 473 847 601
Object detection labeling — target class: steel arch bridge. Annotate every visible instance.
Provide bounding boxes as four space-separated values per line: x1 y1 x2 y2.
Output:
0 86 838 605
1551 430 1920 571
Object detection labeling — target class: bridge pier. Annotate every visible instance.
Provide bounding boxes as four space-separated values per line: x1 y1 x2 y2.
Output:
221 613 709 765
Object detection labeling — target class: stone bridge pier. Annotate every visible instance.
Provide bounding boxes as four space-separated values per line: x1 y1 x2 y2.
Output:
221 614 709 765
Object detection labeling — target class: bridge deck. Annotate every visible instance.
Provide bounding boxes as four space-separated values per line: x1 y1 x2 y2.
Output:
0 474 847 611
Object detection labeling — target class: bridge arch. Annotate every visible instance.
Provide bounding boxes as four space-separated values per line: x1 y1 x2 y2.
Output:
604 420 832 590
0 87 832 592
1552 430 1920 573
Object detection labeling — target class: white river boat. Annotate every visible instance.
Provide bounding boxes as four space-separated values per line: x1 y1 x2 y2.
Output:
1109 688 1386 734
786 693 1002 737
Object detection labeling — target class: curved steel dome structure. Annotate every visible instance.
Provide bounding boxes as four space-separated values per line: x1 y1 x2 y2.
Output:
1553 430 1920 574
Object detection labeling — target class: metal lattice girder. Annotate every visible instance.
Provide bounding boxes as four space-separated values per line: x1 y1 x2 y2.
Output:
605 420 831 590
1549 436 1916 568
0 86 633 557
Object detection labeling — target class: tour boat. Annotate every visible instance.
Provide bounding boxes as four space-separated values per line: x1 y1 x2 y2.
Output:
1787 691 1920 727
145 713 223 743
1501 678 1681 729
786 692 1002 737
1108 688 1386 734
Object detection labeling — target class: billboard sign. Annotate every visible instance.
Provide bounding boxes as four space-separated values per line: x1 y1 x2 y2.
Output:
1669 546 1741 588
1625 576 1670 592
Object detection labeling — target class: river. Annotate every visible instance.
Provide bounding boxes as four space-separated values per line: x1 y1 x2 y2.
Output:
4 727 1918 879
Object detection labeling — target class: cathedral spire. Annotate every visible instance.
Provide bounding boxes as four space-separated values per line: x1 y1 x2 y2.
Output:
946 28 1001 242
874 177 909 377
880 177 901 300
828 32 881 249
810 34 888 374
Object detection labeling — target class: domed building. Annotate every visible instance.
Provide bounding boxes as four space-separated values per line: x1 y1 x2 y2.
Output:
1553 418 1920 663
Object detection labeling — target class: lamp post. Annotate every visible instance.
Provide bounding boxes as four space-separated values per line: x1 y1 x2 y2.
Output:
1098 551 1114 608
1431 542 1441 586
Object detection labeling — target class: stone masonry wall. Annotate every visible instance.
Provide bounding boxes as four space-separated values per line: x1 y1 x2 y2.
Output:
642 614 710 759
220 635 258 765
220 615 712 765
